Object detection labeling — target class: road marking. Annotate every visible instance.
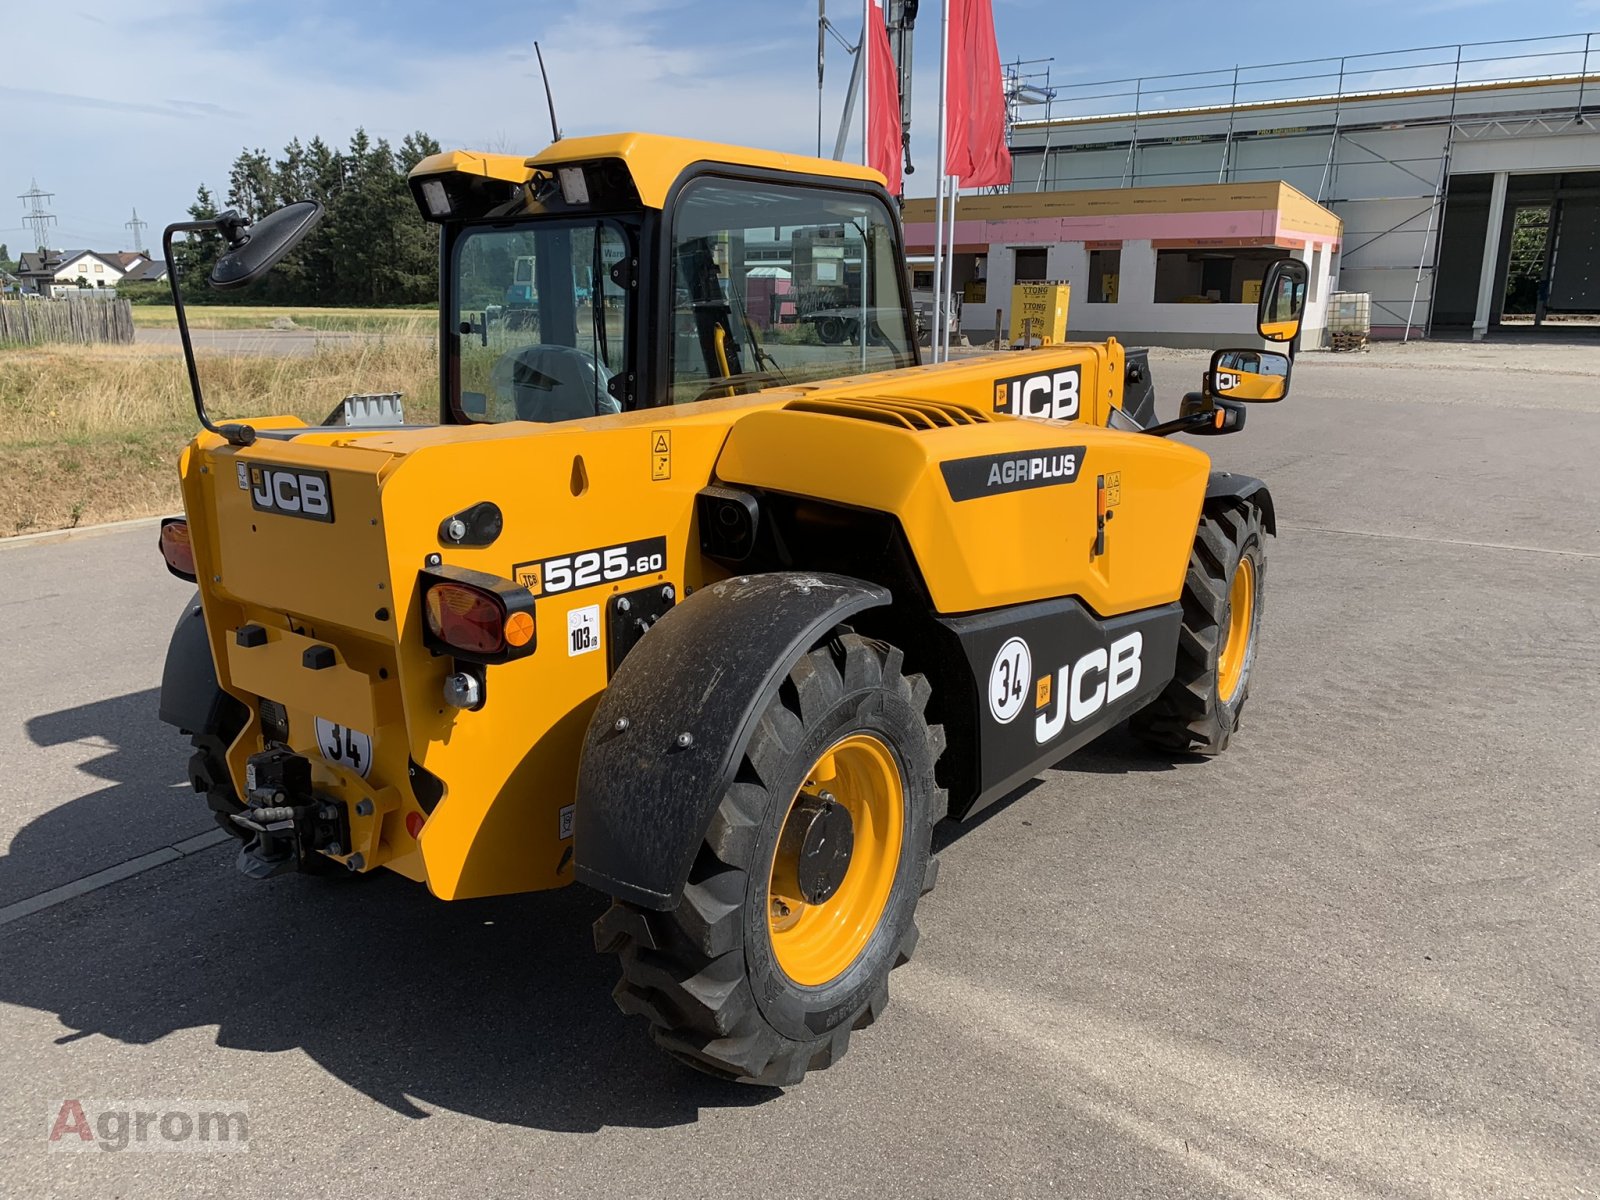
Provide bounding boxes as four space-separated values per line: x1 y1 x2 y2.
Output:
1280 523 1600 561
0 829 232 929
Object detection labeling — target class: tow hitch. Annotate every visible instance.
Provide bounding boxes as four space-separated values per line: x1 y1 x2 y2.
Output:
233 747 352 879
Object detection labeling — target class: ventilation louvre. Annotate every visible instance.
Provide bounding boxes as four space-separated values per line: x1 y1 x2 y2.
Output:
784 394 995 430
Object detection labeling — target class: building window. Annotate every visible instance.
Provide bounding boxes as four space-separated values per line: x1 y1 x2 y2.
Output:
1013 247 1048 282
1088 248 1121 304
1154 247 1291 304
94 263 104 273
1308 247 1321 302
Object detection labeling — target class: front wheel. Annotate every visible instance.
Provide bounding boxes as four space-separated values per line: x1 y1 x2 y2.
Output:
594 632 946 1085
1130 498 1266 754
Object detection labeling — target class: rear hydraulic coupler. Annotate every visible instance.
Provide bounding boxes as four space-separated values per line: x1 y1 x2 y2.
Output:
233 746 351 879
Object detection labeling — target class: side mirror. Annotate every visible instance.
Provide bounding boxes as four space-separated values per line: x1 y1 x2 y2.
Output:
1209 348 1291 403
209 200 324 291
1257 258 1308 344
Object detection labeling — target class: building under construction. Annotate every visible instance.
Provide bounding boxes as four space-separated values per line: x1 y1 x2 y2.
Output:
1000 33 1600 339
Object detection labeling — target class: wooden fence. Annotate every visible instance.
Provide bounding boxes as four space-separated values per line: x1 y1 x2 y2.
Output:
0 295 135 346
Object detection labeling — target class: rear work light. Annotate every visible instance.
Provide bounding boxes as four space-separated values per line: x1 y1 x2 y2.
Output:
419 564 537 665
159 517 197 581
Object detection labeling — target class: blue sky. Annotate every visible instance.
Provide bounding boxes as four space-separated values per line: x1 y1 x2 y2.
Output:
2 0 1596 254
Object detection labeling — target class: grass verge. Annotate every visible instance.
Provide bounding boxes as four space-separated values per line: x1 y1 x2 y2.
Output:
1 339 437 535
129 306 434 333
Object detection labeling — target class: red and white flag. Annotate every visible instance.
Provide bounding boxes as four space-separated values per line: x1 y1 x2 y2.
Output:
865 0 902 194
946 0 1011 189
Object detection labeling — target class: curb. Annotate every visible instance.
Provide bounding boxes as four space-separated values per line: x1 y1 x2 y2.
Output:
0 514 162 552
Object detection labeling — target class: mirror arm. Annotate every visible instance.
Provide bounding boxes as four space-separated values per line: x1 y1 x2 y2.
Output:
1143 409 1225 438
162 221 257 448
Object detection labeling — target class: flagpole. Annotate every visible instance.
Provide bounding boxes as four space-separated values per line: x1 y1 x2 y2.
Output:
931 0 951 363
862 0 871 167
944 175 958 358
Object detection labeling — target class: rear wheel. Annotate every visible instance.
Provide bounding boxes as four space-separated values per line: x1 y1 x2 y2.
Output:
1131 498 1266 754
187 698 250 838
594 632 946 1085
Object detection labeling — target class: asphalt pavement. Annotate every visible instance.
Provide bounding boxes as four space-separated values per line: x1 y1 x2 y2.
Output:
1 345 1596 1197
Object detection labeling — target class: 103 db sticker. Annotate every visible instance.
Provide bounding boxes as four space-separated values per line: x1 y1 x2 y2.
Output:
513 536 666 598
567 604 601 656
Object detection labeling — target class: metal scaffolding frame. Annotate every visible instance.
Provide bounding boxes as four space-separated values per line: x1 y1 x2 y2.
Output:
1003 31 1599 336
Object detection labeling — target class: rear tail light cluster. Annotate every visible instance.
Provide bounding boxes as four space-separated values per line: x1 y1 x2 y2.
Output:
419 565 537 664
159 517 197 581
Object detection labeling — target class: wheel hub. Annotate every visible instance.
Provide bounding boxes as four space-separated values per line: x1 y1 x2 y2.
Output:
776 791 855 906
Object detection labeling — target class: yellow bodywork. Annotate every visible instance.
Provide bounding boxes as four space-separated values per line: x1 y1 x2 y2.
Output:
178 342 1209 901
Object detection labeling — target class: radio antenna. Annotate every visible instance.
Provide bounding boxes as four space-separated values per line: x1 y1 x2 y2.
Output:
534 42 562 143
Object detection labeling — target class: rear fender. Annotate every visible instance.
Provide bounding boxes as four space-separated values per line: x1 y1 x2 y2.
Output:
158 592 238 735
573 572 889 910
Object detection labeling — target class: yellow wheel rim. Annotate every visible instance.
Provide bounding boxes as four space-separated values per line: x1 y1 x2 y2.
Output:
767 733 905 987
1217 555 1255 703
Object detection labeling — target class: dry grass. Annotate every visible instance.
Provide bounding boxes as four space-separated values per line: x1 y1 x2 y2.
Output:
0 337 438 535
129 306 432 333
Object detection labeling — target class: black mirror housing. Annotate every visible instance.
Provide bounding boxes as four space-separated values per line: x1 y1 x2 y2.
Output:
1257 258 1308 344
209 200 324 291
1208 348 1292 403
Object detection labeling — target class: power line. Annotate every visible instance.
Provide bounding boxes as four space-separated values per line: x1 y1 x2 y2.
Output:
125 207 148 255
18 179 57 252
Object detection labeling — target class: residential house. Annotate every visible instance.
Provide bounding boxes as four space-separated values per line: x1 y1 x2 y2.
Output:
16 249 156 296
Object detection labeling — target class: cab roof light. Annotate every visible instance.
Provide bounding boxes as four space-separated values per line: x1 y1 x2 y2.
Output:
420 178 451 218
159 517 197 582
558 166 590 206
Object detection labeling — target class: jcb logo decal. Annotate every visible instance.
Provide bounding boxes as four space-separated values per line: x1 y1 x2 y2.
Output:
248 465 334 523
1034 631 1142 743
993 365 1081 421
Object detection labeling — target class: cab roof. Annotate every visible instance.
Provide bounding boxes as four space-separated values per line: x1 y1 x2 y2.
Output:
411 132 887 211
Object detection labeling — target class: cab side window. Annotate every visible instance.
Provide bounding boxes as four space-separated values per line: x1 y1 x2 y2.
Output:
668 178 914 404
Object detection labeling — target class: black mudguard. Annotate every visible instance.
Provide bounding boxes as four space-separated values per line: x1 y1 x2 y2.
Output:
573 572 890 910
158 592 234 735
1207 471 1276 535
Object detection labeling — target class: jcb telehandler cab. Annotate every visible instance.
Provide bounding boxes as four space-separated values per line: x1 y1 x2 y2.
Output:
156 134 1307 1085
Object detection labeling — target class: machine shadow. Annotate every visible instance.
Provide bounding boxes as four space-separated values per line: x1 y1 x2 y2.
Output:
9 687 200 906
7 692 775 1132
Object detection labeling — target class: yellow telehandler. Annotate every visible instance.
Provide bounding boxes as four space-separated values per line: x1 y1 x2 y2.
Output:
156 133 1306 1084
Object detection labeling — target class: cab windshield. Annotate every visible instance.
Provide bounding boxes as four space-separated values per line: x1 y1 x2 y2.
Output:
452 219 631 423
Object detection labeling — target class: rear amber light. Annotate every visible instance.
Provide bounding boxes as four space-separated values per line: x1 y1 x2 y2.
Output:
159 517 197 581
504 610 535 648
425 582 506 655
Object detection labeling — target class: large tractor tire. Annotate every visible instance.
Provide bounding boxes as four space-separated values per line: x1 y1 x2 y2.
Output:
594 632 946 1085
1131 498 1266 755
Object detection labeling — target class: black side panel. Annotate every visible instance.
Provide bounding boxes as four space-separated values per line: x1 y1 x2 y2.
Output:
158 593 236 734
940 598 1183 818
1122 348 1158 428
573 572 890 909
1206 471 1276 535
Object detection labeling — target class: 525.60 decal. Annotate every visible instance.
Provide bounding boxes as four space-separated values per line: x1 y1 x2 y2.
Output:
513 536 667 598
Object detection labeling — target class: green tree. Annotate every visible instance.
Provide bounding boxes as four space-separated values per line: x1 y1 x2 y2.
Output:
0 243 14 275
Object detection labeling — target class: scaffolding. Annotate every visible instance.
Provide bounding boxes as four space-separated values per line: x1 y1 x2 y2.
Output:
1003 31 1599 337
